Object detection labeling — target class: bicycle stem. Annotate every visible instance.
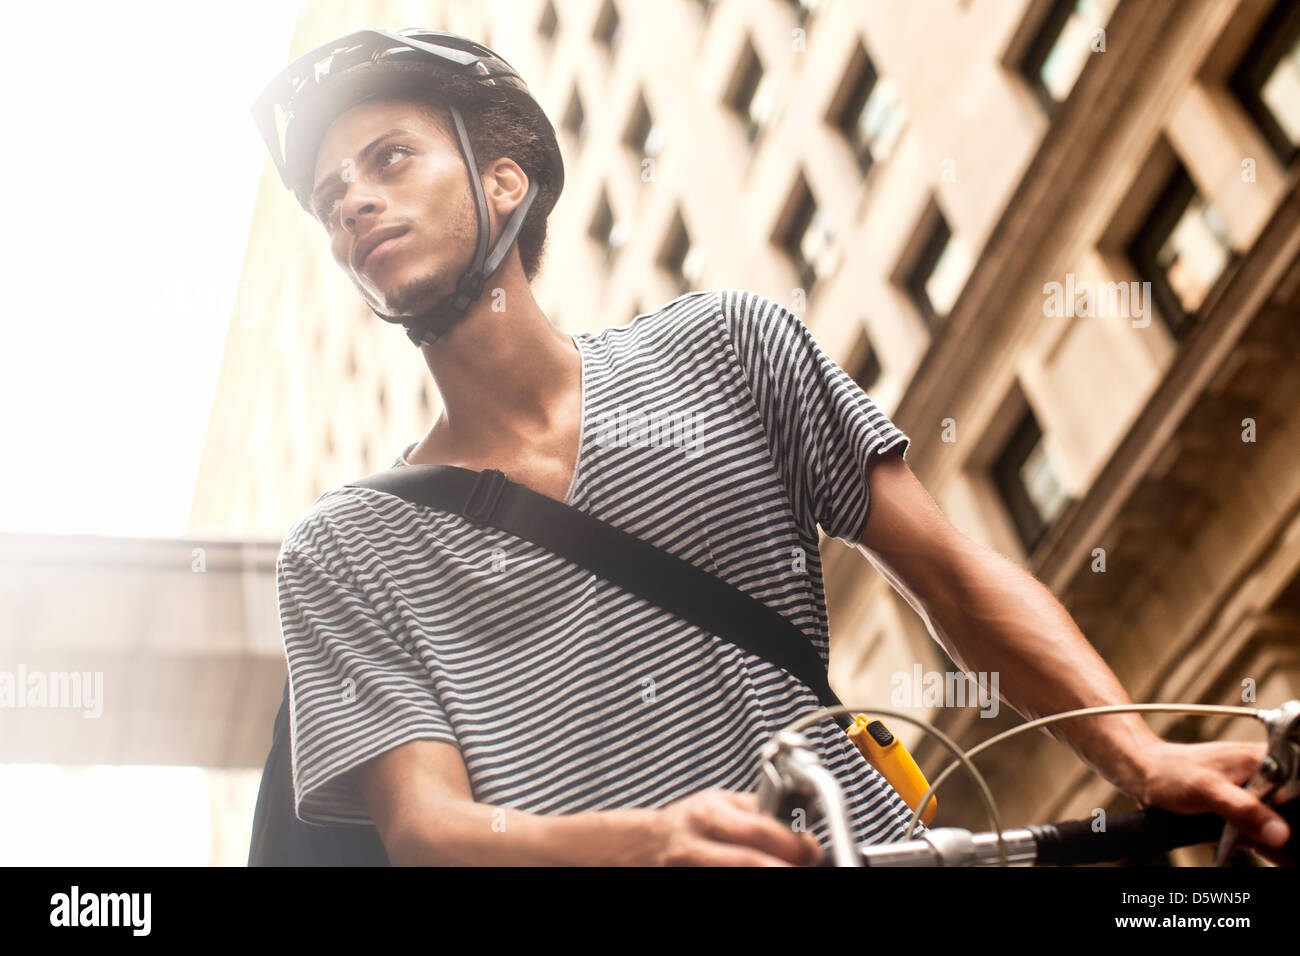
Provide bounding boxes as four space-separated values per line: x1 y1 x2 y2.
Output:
757 731 863 867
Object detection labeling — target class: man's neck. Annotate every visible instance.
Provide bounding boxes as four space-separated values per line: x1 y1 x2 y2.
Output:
415 275 581 460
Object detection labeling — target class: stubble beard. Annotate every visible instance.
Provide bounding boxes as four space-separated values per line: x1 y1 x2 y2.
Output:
384 186 481 340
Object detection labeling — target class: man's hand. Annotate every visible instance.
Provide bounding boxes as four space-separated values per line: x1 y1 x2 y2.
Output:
637 789 826 866
1134 739 1293 864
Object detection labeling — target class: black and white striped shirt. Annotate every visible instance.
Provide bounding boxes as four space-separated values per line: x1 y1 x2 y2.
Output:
277 288 926 852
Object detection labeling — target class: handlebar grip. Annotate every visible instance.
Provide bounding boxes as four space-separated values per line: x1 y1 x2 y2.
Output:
1028 808 1224 866
1029 795 1300 866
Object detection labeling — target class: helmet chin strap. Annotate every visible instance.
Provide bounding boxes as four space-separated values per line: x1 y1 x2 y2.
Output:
364 102 540 348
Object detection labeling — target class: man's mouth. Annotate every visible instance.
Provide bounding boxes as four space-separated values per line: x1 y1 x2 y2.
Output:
362 233 409 270
353 225 411 271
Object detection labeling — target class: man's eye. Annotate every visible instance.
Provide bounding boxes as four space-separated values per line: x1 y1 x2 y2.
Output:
378 144 410 168
319 145 411 228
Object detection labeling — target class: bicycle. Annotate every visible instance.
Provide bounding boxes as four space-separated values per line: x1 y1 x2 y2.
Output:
757 699 1300 866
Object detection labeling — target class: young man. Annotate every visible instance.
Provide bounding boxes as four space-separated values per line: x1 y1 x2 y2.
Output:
255 30 1290 866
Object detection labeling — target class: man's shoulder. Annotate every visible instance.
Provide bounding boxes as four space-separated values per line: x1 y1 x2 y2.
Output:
711 288 801 330
589 288 766 349
625 288 793 335
279 463 410 562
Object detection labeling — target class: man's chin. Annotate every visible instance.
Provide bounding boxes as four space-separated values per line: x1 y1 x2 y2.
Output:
380 276 453 318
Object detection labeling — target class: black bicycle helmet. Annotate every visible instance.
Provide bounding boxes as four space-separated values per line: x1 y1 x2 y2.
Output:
252 28 565 346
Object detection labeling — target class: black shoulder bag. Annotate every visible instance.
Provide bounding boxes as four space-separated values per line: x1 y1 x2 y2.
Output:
248 465 851 866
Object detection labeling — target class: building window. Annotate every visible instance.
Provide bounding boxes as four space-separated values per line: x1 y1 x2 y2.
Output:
1127 163 1233 341
775 173 838 293
1022 0 1107 111
787 0 824 26
905 204 971 330
846 326 882 393
537 0 559 41
624 91 665 158
593 0 622 50
993 406 1068 554
828 42 907 176
589 188 628 259
1230 0 1300 166
659 209 705 295
562 86 587 145
725 38 780 144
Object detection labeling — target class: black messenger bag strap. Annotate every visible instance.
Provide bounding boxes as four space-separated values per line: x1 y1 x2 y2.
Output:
347 464 853 731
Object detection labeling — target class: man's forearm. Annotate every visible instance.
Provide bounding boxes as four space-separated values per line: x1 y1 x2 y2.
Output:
388 798 657 865
918 536 1163 800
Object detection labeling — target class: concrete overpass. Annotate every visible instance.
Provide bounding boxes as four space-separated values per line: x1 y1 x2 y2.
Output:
0 532 286 768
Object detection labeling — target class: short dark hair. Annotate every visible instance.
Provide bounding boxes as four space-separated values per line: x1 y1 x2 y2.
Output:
355 79 558 284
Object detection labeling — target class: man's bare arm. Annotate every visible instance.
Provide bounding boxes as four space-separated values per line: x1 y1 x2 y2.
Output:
358 738 644 865
849 453 1290 851
356 739 824 866
852 452 1168 795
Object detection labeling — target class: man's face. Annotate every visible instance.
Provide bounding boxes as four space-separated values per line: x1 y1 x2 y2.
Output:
310 98 479 317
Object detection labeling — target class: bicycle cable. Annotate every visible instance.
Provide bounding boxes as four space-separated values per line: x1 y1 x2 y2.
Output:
786 704 1010 866
779 701 1268 865
901 702 1264 841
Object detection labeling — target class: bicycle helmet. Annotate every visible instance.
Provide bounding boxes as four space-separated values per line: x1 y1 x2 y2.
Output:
252 28 565 346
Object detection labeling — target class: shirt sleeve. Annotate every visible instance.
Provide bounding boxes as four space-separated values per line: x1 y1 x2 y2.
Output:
717 289 910 547
277 546 459 826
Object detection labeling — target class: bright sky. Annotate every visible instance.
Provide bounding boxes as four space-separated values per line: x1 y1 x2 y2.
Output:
0 0 301 537
0 1 302 866
0 764 212 865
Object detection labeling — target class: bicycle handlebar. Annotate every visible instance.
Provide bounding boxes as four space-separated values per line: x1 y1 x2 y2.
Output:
855 795 1300 866
762 699 1300 867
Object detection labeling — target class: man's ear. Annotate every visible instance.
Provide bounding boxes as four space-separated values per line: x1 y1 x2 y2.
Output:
485 158 530 213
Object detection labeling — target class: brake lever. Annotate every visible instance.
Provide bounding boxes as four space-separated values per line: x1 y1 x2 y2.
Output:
1212 699 1300 865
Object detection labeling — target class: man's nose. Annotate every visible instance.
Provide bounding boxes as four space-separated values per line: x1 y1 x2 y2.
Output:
342 183 386 232
344 200 380 232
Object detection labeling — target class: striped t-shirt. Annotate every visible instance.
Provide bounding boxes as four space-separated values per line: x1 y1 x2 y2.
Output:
277 287 927 854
